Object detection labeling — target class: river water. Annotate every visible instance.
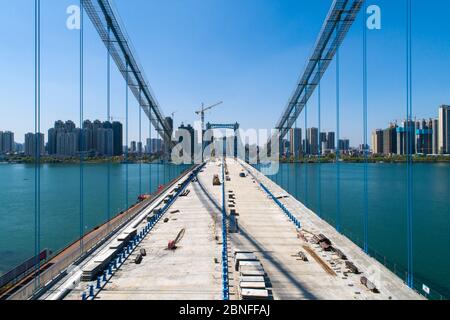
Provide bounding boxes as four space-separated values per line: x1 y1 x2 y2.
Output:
255 162 450 299
0 163 189 277
0 162 448 299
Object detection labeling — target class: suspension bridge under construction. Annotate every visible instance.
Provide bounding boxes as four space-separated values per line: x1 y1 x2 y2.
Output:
0 0 427 300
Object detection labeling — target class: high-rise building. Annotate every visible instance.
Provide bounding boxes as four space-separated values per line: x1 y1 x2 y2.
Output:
54 120 65 130
289 128 302 158
0 131 3 153
25 133 45 157
92 120 103 152
96 127 114 156
438 105 450 154
416 119 433 155
319 132 327 154
79 128 92 152
105 129 114 156
57 131 78 156
25 133 34 156
1 131 14 154
47 128 57 155
338 139 350 154
65 120 76 132
321 141 328 155
101 122 114 156
81 120 94 152
432 119 439 155
396 127 406 155
306 128 319 155
103 121 112 129
326 132 336 151
397 120 416 155
112 122 123 156
146 138 163 154
130 141 137 154
371 129 384 154
83 120 93 130
45 119 123 157
383 124 397 155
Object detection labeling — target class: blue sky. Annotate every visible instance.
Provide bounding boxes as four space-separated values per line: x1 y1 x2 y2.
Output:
1 0 449 146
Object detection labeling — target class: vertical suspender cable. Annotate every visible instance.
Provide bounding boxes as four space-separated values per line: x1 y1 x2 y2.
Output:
362 0 369 253
79 0 85 254
107 24 111 231
295 106 298 200
317 60 322 217
149 110 152 193
34 0 41 291
157 126 160 191
281 129 283 190
139 89 142 196
406 0 414 289
125 62 129 210
304 102 308 207
336 27 341 233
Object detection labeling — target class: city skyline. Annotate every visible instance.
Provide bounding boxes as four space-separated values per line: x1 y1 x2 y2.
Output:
0 119 169 157
372 105 450 156
2 103 448 158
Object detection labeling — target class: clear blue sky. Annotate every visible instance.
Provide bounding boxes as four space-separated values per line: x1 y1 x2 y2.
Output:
1 0 449 146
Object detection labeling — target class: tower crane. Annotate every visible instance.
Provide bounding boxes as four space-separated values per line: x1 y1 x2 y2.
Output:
195 101 223 132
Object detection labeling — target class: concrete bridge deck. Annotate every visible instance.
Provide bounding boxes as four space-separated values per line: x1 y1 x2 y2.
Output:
53 158 420 300
233 159 421 300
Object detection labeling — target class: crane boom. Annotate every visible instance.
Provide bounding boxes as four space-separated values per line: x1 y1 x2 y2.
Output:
195 101 223 130
202 102 223 113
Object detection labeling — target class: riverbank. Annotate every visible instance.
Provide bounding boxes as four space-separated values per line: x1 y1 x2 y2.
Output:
0 155 163 165
279 155 450 164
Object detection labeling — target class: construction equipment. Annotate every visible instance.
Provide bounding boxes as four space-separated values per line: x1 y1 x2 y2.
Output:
168 228 186 250
361 276 379 293
135 254 143 264
195 101 223 131
303 245 337 277
213 174 221 186
332 247 348 260
345 261 359 274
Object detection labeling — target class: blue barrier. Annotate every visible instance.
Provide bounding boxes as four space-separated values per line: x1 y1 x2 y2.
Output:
259 182 301 229
89 285 94 298
221 161 230 300
241 165 303 230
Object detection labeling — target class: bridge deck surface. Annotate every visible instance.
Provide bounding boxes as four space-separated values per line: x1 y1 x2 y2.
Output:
63 158 421 300
65 163 223 300
234 159 421 300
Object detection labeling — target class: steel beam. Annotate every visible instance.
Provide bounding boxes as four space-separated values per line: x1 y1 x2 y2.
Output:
274 0 363 141
83 0 173 146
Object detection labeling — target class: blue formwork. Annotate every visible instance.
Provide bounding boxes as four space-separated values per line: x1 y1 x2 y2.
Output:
250 170 302 230
221 161 230 301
